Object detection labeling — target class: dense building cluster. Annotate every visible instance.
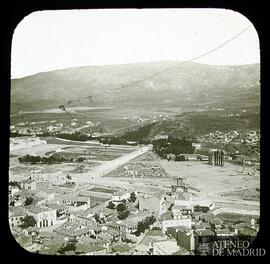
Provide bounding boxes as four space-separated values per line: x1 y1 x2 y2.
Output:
9 173 259 255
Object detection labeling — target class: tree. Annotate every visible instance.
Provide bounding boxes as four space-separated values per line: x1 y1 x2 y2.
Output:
144 215 156 226
77 157 85 162
129 192 136 203
175 155 186 161
116 203 127 212
20 215 36 229
24 196 34 206
58 242 76 254
137 220 146 235
107 201 115 209
93 213 102 224
136 215 156 235
41 156 48 163
117 210 130 220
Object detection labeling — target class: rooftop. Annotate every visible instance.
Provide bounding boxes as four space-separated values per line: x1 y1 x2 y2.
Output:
112 243 132 253
9 206 25 217
159 211 173 221
76 244 106 253
118 211 151 228
215 229 233 235
27 205 56 214
54 222 93 237
172 204 190 211
20 179 36 184
59 195 90 203
195 230 215 236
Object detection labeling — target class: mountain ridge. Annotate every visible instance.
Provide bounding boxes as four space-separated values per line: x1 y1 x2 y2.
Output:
11 61 260 113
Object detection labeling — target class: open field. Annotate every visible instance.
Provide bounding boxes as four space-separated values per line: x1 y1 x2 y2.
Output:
21 106 115 114
9 139 260 215
86 155 260 214
9 140 138 181
160 160 260 211
10 144 65 156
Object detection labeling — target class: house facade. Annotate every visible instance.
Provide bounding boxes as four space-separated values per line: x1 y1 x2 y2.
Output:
27 206 57 228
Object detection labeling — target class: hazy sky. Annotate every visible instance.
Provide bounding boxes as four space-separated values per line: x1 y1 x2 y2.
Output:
11 9 260 78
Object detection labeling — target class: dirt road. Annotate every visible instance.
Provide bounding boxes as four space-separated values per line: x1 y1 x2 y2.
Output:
74 145 153 184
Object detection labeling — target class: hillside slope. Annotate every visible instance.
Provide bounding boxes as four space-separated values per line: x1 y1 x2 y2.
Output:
11 61 260 112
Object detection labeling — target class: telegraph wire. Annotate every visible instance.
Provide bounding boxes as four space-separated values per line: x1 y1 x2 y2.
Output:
115 26 252 92
59 26 252 118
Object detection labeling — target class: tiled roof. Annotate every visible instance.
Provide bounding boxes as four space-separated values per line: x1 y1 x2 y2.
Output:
215 229 233 235
172 204 189 211
195 229 215 236
9 206 25 217
54 222 93 237
21 179 35 184
60 195 90 203
159 211 173 221
27 205 55 214
76 244 106 253
112 244 131 253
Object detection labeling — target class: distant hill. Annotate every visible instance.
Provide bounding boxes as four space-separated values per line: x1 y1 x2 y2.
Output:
117 109 260 142
11 61 260 113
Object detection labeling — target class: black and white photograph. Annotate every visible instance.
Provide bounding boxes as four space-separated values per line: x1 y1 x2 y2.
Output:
8 8 261 256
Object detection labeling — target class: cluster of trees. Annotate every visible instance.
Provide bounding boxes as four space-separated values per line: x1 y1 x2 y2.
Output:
136 215 156 236
56 132 92 142
117 210 130 220
18 154 85 164
100 137 127 145
10 131 21 137
9 181 21 188
107 196 135 221
115 202 130 220
101 124 155 145
153 136 195 159
116 202 127 212
106 201 116 209
20 215 36 229
58 241 77 254
122 123 157 142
